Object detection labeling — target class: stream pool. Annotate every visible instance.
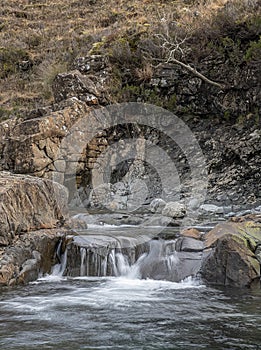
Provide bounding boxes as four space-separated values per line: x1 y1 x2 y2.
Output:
0 276 260 350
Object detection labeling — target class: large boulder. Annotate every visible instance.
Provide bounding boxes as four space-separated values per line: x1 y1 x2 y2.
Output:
201 220 261 287
0 172 68 246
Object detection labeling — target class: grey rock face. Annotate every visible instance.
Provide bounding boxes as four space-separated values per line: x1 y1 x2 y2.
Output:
52 70 102 105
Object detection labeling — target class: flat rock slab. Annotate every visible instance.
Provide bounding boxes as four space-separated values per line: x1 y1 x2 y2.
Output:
176 236 204 252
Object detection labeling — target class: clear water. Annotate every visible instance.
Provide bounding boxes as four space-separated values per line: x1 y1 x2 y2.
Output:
0 276 261 350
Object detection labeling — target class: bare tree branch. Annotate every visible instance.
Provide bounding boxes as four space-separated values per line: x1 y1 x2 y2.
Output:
150 33 224 90
168 57 224 89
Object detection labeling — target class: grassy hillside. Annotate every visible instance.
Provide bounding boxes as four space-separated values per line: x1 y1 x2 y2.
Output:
0 0 260 120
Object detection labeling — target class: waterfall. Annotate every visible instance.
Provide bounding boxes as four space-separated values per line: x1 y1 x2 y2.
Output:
62 237 197 282
51 247 68 277
49 229 203 282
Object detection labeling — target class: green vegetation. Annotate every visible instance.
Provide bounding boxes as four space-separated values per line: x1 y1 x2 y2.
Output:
0 47 29 78
245 36 261 61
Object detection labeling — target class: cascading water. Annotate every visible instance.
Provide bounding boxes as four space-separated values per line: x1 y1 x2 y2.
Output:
51 244 68 277
52 232 201 282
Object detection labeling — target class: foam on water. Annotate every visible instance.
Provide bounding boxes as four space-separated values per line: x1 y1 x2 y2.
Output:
11 275 204 315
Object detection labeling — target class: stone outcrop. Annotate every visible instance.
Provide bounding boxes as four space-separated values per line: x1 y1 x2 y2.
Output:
52 70 101 105
1 101 259 207
0 172 68 246
1 98 89 178
0 229 69 286
150 60 260 119
0 171 70 286
201 219 261 287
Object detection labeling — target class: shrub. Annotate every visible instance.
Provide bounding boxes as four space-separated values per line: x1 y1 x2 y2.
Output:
245 36 261 62
36 60 68 100
0 47 29 78
135 63 154 82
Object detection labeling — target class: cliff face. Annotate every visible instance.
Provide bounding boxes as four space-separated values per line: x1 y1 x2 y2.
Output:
0 88 259 207
2 1 259 205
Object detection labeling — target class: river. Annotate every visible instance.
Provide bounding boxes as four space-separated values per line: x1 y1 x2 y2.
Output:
0 275 260 349
1 209 261 350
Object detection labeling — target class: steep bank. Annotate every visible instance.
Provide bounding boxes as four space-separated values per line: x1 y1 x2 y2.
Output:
0 0 260 121
0 172 69 286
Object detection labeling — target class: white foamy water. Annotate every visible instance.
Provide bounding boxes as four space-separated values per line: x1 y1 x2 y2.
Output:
0 276 260 350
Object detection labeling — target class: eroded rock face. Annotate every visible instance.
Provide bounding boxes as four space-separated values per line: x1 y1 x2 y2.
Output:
52 70 103 105
0 172 68 246
0 229 69 286
0 98 260 207
1 98 89 178
201 220 261 287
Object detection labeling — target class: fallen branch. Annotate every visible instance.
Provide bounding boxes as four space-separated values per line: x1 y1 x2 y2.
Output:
169 57 224 89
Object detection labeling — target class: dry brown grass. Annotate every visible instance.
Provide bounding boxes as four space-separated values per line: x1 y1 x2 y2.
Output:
135 63 154 82
0 0 260 118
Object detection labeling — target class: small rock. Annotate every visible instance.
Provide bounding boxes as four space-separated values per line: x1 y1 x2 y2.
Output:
199 204 224 214
162 202 186 218
187 198 200 210
181 228 201 240
149 198 166 213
